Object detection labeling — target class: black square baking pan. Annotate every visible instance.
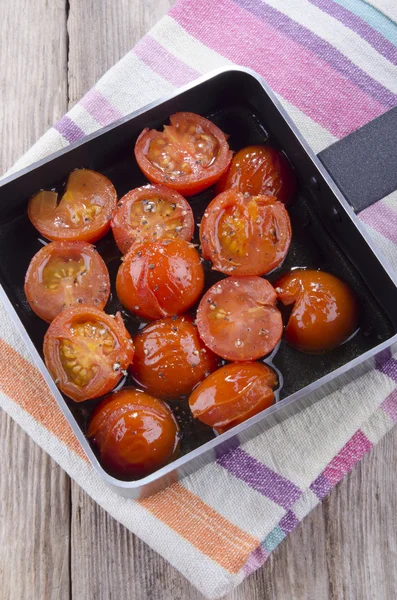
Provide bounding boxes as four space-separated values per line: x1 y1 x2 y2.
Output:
0 67 396 498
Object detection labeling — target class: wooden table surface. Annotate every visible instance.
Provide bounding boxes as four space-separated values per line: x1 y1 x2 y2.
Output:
1 1 397 598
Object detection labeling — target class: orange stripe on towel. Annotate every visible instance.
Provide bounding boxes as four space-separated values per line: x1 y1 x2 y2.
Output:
140 482 258 572
0 338 87 460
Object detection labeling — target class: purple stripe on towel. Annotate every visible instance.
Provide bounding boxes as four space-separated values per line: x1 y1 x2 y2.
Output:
217 447 301 509
54 116 85 143
309 0 397 65
233 0 397 108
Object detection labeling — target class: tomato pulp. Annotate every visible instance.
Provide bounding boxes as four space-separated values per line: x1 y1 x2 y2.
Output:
196 276 283 361
24 241 110 322
134 112 232 196
44 306 134 402
200 190 291 276
111 184 194 254
28 169 117 243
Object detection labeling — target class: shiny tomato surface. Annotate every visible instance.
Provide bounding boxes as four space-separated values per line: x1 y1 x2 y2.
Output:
276 269 359 353
28 169 117 243
43 306 134 402
87 388 179 479
196 276 283 361
200 190 291 276
130 316 220 399
215 145 296 205
189 362 277 434
111 184 194 254
24 241 110 322
134 112 232 196
116 239 204 320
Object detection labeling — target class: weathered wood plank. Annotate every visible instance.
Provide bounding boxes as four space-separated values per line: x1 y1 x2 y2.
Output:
0 414 71 600
0 1 70 599
0 0 68 174
67 0 176 106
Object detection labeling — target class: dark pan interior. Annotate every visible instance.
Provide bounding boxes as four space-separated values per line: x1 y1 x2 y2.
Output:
0 103 395 478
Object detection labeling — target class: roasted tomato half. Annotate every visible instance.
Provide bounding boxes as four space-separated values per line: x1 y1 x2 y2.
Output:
200 190 291 276
111 184 194 254
43 306 134 402
215 145 296 205
134 112 232 196
28 169 117 242
196 276 283 361
275 269 359 353
130 316 220 400
116 239 204 320
24 241 110 322
87 388 179 479
189 362 277 434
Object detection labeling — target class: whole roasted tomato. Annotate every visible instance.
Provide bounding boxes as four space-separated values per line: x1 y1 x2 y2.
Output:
28 169 117 243
275 269 359 353
116 239 204 320
189 362 277 434
134 112 232 196
43 306 134 402
111 184 194 254
130 315 220 399
87 388 180 479
215 145 296 205
24 241 110 322
200 190 291 276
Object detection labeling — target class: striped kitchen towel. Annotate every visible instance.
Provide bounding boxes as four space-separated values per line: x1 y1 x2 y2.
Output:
2 0 397 597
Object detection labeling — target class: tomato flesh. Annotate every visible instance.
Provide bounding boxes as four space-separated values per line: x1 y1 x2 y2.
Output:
44 306 134 402
116 239 204 320
28 169 117 242
134 112 232 196
215 145 296 205
200 190 291 276
87 388 179 479
275 269 359 353
130 316 220 399
189 362 277 434
196 276 283 361
24 241 110 322
111 184 194 254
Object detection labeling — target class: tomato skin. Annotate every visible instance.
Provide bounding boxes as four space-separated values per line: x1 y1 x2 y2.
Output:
275 270 359 353
215 145 296 206
189 362 277 434
200 190 291 276
43 306 134 402
134 112 232 196
111 184 194 254
24 241 110 322
196 276 283 361
116 239 204 320
130 316 220 400
28 169 117 243
87 388 179 479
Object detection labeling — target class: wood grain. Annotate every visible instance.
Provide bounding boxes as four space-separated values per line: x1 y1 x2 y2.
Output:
1 0 397 598
67 0 175 106
0 0 68 174
0 1 70 599
0 415 71 600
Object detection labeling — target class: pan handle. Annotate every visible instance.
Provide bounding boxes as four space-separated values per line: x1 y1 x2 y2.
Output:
317 107 397 213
